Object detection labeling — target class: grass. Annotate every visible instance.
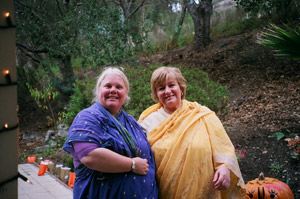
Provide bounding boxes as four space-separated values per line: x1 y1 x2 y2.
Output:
269 160 285 175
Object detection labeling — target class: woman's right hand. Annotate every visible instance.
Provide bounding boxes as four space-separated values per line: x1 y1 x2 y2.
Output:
132 157 149 175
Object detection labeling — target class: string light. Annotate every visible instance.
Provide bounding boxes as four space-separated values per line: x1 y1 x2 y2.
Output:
4 12 10 18
0 69 16 86
0 123 18 134
0 172 32 187
3 69 12 84
18 172 32 184
0 4 22 193
0 11 15 28
4 12 12 26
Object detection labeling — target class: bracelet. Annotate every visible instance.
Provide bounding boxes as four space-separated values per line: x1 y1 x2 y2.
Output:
131 158 136 171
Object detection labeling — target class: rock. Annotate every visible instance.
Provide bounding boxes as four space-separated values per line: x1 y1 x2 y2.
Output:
57 123 69 137
45 130 56 143
35 145 49 152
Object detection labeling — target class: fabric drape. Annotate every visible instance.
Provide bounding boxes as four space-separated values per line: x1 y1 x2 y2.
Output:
139 100 246 199
63 103 158 199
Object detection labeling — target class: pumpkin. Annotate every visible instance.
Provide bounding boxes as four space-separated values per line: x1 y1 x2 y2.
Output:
244 172 294 199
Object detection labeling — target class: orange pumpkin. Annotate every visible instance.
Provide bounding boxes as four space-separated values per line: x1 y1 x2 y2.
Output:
244 172 294 199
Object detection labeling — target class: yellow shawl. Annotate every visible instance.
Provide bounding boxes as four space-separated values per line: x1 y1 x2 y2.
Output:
139 100 246 199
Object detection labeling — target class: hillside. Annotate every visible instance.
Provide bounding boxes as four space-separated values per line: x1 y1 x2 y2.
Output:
138 31 300 196
19 30 300 196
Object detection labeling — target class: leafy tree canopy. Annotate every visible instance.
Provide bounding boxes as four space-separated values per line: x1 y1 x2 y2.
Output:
234 0 300 19
15 0 133 93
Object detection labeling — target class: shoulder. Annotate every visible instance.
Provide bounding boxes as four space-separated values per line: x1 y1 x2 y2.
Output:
121 110 138 123
71 103 107 126
139 107 169 135
184 100 213 116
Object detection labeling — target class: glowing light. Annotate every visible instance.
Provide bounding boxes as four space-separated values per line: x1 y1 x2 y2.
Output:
4 12 10 18
4 123 8 128
4 69 10 75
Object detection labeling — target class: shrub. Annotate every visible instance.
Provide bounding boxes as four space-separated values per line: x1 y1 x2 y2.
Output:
63 77 95 125
63 65 229 122
123 64 229 119
259 24 300 61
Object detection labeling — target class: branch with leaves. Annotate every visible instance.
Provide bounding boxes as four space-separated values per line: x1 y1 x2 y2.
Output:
26 83 59 128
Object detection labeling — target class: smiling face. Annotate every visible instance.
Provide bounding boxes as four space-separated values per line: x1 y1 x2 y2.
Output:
156 77 182 114
98 74 128 116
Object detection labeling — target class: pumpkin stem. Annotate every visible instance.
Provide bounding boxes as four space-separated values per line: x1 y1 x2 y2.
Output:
258 172 265 181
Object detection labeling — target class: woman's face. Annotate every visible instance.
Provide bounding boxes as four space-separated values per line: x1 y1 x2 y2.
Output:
156 77 182 114
98 74 127 116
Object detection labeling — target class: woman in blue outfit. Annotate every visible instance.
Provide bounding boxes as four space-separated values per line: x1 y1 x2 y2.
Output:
63 67 158 199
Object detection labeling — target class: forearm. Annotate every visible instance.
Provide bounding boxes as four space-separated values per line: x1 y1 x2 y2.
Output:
81 148 132 173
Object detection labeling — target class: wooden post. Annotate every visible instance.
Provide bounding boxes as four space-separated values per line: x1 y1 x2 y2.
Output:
0 1 18 198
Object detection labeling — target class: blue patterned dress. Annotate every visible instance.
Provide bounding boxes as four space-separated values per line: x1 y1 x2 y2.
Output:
63 103 158 199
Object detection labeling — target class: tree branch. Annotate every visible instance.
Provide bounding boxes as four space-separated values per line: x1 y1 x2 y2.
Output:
16 43 48 54
112 0 121 6
55 0 64 17
179 3 186 26
127 0 146 19
17 45 41 64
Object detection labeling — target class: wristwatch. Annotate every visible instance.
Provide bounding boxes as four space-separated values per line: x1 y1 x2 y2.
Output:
131 158 136 171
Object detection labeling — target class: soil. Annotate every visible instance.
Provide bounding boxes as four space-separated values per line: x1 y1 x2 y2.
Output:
18 30 300 197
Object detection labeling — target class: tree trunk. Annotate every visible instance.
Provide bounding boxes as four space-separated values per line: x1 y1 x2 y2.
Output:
114 0 146 47
172 3 186 44
58 54 74 96
184 0 213 51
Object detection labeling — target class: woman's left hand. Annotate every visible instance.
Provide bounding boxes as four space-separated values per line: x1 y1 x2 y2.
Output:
212 165 230 190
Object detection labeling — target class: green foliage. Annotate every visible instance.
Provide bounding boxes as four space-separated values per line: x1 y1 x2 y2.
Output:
16 1 132 67
183 68 229 114
66 156 75 172
259 24 300 61
269 160 284 174
123 65 229 119
62 65 229 122
143 8 194 54
37 147 55 158
234 0 300 20
56 137 67 148
26 82 59 127
63 78 95 125
269 132 285 140
123 66 154 118
211 17 266 38
26 83 59 109
15 0 135 100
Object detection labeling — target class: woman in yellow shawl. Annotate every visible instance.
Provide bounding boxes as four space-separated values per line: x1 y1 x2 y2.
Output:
139 66 246 199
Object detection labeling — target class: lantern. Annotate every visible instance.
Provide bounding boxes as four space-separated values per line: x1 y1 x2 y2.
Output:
244 172 294 199
27 156 36 163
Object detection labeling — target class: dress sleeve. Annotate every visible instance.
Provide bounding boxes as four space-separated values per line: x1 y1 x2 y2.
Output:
203 112 246 190
73 141 99 160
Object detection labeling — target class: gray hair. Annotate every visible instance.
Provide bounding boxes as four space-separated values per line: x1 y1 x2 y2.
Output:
93 67 130 103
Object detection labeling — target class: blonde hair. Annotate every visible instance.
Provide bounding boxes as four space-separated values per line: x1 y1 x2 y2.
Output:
151 66 186 102
93 67 130 103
